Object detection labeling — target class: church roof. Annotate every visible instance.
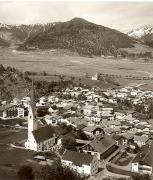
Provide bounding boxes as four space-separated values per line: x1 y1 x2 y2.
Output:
32 125 55 143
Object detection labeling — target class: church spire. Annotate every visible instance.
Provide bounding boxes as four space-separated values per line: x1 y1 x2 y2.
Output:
31 77 36 117
27 77 37 138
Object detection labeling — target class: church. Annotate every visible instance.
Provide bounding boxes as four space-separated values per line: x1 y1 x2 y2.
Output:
25 80 56 151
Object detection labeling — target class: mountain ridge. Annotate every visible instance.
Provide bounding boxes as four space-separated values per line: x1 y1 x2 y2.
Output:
17 17 138 56
0 18 153 57
127 25 153 48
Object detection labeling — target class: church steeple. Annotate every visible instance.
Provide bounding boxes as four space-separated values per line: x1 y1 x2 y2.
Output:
27 78 37 137
31 78 36 118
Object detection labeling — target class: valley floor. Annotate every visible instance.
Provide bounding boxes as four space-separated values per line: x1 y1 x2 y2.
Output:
0 48 153 78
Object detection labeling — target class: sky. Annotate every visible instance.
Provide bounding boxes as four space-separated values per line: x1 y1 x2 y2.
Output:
0 1 153 32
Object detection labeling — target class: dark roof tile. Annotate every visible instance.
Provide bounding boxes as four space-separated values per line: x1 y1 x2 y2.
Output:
32 125 55 143
62 150 93 166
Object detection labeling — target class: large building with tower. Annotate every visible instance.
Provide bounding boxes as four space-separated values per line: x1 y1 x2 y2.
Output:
25 80 56 151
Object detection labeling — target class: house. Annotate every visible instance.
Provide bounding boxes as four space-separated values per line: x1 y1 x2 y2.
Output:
39 96 48 105
80 134 117 160
90 116 101 123
21 97 31 108
131 143 153 175
120 133 134 145
83 126 104 138
83 104 94 117
101 107 114 120
112 134 123 146
67 117 88 127
91 73 98 81
62 150 98 176
12 98 22 105
48 96 59 103
0 104 24 119
44 114 60 126
104 127 121 135
134 135 149 147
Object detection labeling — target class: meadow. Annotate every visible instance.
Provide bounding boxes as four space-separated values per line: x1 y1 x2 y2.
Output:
1 48 153 88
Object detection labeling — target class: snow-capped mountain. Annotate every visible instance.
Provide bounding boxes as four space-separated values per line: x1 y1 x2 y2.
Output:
0 22 59 47
0 23 11 29
128 25 153 39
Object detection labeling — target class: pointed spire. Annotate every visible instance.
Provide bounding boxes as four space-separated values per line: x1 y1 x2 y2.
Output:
31 77 36 117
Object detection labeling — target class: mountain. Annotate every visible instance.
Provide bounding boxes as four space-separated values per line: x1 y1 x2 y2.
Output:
128 25 153 47
18 18 137 56
0 37 9 47
128 25 153 39
0 19 152 57
0 22 59 47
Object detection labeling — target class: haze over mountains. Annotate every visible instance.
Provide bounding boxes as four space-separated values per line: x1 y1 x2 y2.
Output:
0 18 153 57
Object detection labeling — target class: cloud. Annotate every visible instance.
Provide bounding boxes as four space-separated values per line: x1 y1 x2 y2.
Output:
0 1 153 32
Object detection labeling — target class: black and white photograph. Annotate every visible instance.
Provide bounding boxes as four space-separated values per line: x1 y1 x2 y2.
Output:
0 0 153 179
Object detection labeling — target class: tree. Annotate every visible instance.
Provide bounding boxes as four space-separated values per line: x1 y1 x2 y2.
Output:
62 136 76 150
17 165 34 180
77 93 87 100
148 101 153 119
35 161 83 180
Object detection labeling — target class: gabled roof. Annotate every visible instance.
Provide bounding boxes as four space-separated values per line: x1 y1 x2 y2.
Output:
62 150 93 166
122 133 134 140
0 104 14 111
32 125 55 143
77 124 87 131
134 135 149 143
88 134 116 154
83 126 103 133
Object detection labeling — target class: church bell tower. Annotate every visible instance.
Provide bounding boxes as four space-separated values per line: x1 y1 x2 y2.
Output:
27 78 37 138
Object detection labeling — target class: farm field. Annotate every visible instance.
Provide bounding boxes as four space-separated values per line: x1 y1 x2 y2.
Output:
0 48 153 76
1 48 153 88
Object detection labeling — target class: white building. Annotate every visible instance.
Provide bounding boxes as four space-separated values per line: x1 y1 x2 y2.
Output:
62 150 98 176
91 73 98 81
25 80 56 151
0 104 24 119
44 114 59 126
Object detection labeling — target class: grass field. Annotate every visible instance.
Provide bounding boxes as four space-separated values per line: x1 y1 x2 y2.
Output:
1 47 153 88
0 127 34 180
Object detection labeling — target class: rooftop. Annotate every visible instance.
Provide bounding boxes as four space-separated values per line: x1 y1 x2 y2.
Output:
0 104 14 111
62 150 94 166
89 134 116 154
32 125 55 143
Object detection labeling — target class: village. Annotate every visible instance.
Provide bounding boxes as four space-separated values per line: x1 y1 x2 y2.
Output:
0 76 153 180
